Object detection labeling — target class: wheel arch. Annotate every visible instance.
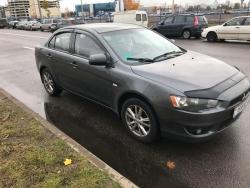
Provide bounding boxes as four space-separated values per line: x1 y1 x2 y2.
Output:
117 91 161 129
206 31 218 38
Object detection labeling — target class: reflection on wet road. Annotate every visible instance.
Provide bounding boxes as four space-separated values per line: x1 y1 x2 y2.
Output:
1 29 250 187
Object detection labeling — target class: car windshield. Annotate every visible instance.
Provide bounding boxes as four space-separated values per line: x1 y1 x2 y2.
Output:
101 28 183 64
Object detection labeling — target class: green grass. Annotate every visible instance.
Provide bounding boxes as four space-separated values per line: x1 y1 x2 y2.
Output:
0 93 121 188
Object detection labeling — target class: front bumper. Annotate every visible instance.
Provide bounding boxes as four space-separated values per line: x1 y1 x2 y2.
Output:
155 78 250 142
32 26 41 30
201 31 208 38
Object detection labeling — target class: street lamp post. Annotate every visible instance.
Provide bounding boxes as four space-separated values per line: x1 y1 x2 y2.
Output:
219 4 222 25
37 0 43 23
247 1 250 16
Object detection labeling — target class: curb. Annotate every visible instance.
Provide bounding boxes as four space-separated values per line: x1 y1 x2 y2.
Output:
0 88 138 188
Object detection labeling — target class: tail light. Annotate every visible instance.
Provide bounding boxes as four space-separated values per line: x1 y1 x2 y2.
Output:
194 16 198 26
71 24 75 26
51 23 55 26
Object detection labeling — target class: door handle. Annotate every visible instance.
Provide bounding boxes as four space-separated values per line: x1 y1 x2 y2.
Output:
70 62 78 68
47 53 52 59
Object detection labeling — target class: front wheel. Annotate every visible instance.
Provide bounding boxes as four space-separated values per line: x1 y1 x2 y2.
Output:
183 30 191 39
41 68 62 96
207 32 218 42
40 27 44 32
121 98 158 143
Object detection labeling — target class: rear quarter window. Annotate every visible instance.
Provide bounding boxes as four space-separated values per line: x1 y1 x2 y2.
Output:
197 16 208 23
186 16 194 22
142 14 147 21
136 14 141 21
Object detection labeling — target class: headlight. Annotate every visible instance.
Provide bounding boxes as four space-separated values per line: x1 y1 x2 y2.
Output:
170 95 219 112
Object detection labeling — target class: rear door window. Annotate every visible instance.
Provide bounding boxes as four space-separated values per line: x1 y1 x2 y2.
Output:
174 16 184 23
136 14 141 21
197 16 208 24
54 33 71 52
186 16 194 22
142 14 147 21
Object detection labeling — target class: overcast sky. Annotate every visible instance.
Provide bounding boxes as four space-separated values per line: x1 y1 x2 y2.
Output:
0 0 243 11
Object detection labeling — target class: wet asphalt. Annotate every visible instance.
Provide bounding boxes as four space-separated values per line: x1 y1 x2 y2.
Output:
0 28 250 188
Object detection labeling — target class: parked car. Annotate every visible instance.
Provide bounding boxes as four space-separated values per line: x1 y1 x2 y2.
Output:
24 21 41 31
0 18 8 28
111 11 148 27
16 21 28 30
202 16 250 42
7 21 19 29
40 19 60 31
51 19 87 33
35 23 250 143
151 14 208 39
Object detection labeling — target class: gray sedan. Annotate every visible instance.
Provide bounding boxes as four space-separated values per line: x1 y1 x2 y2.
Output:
24 21 41 31
35 24 250 143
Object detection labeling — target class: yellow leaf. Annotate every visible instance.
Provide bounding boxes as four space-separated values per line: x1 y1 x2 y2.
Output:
166 161 176 169
64 158 72 166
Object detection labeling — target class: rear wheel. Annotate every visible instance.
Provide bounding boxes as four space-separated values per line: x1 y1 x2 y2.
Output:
183 30 191 39
40 27 44 32
121 98 158 143
41 68 62 96
207 32 218 42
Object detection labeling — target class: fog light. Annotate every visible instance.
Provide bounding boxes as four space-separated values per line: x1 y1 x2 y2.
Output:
196 129 202 134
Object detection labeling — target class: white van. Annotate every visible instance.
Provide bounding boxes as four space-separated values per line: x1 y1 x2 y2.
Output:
111 10 148 27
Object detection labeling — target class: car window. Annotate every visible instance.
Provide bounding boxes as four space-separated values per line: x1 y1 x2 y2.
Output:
243 18 250 25
226 17 245 26
53 19 59 23
57 21 62 25
49 36 56 49
74 33 104 58
174 16 184 23
142 14 147 21
136 14 141 21
54 33 71 52
164 17 173 24
186 16 194 22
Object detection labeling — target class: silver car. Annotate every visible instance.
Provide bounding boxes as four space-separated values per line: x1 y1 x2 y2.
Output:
24 21 41 31
16 21 28 30
40 19 60 31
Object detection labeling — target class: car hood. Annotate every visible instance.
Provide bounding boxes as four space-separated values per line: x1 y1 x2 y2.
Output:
131 51 239 93
205 25 221 31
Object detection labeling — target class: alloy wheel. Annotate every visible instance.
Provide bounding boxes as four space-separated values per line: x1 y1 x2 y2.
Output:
183 30 191 39
43 72 54 93
125 105 151 137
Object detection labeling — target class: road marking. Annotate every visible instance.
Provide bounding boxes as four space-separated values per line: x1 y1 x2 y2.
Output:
22 46 35 50
0 32 46 39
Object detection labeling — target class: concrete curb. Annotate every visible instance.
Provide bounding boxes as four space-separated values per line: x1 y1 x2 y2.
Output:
0 88 138 188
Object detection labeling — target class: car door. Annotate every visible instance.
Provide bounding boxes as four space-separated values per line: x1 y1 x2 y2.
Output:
158 16 174 36
239 17 250 40
220 17 245 39
69 30 112 107
171 16 185 36
41 30 75 90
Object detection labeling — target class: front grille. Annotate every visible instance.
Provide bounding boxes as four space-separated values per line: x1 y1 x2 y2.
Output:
229 89 250 108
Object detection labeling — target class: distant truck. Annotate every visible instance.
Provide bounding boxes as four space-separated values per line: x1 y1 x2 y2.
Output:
0 18 8 28
109 10 148 27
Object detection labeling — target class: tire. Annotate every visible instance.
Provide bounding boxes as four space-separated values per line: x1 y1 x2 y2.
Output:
121 98 158 143
183 30 191 39
40 27 44 32
207 32 218 42
41 68 62 96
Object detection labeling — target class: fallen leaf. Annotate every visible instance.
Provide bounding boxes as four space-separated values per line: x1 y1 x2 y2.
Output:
57 171 61 174
21 118 24 120
166 161 176 169
64 158 72 166
2 113 10 122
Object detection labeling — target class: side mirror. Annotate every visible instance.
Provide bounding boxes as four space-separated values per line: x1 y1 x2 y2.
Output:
223 23 227 26
89 54 107 66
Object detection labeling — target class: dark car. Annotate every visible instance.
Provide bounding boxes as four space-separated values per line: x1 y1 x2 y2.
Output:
151 14 208 39
35 23 249 143
0 18 8 28
51 19 87 33
7 21 19 29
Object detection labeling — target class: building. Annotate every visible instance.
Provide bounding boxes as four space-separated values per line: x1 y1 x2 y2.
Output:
75 0 125 17
213 0 218 9
6 0 61 20
0 5 7 18
225 1 230 6
185 3 188 10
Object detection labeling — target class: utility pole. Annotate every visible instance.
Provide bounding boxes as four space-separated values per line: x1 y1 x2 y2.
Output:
37 0 43 23
172 0 174 14
247 1 250 16
81 0 84 20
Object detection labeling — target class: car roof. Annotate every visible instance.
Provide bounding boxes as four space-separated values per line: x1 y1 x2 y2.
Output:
65 23 143 33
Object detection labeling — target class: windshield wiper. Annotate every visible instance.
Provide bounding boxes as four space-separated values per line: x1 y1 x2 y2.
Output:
153 51 184 61
127 58 154 63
